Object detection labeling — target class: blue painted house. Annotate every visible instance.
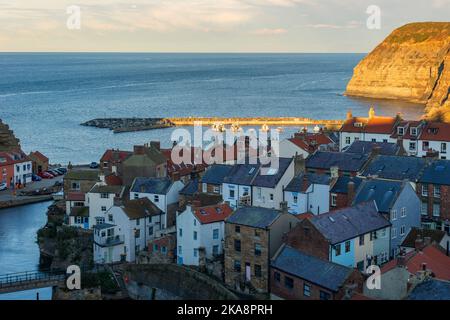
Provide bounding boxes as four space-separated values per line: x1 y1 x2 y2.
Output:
352 179 421 257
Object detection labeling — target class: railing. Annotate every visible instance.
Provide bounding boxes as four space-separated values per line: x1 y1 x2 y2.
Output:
0 269 67 292
95 234 124 247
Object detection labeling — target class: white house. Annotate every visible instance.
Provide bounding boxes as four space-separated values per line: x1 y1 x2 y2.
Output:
12 154 33 184
222 164 259 209
130 177 184 229
284 173 331 215
339 108 398 151
176 203 232 266
416 122 450 159
93 198 164 263
87 184 125 228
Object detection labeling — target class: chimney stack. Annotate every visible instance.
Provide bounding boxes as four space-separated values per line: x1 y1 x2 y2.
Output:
415 235 425 251
133 145 145 155
280 201 288 214
347 180 355 206
150 141 161 151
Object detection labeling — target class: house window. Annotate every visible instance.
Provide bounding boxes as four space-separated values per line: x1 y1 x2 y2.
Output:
202 183 207 193
380 228 386 238
136 219 140 226
178 246 182 254
391 209 397 220
254 264 262 278
359 235 365 246
383 139 388 143
331 193 337 207
71 182 80 190
213 229 219 240
229 189 235 199
254 230 260 239
161 246 167 254
212 245 219 255
433 204 440 217
269 194 274 201
371 138 376 142
392 227 397 239
397 127 404 135
409 142 416 151
422 185 429 197
179 228 183 237
303 283 311 296
16 165 20 172
401 207 406 218
134 229 140 238
285 276 294 289
434 185 441 198
193 248 198 257
400 225 406 236
101 206 107 211
254 243 262 256
95 217 105 225
235 225 240 233
149 226 153 235
193 231 197 240
410 127 417 136
234 260 241 272
193 219 197 226
421 202 428 215
422 141 429 151
274 272 281 282
345 137 351 145
108 214 113 222
256 188 262 200
242 187 249 196
345 241 351 253
320 291 331 300
100 193 109 199
154 195 159 203
334 244 341 256
293 194 298 204
213 186 220 194
441 143 447 154
74 202 84 207
234 239 241 252
134 193 139 199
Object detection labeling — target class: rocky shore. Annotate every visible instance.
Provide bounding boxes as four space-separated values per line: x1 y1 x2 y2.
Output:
81 118 174 133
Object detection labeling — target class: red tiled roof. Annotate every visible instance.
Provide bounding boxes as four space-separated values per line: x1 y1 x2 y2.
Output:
340 116 397 134
100 149 132 163
0 150 30 165
349 293 375 300
161 147 209 177
0 152 16 166
381 245 450 281
66 192 86 201
295 212 314 220
288 133 333 154
390 120 422 140
105 174 123 186
29 151 49 163
193 203 233 224
419 122 450 142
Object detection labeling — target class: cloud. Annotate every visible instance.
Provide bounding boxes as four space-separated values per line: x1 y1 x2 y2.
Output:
251 28 288 35
305 20 362 29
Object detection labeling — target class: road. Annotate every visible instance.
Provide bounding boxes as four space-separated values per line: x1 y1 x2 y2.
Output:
0 176 63 202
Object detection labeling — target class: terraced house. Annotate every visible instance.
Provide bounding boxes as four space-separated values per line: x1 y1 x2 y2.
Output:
284 202 391 271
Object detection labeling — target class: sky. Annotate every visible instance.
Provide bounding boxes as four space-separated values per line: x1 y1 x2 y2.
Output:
0 0 449 52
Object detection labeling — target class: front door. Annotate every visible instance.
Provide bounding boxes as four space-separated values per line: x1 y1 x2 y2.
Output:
245 263 251 282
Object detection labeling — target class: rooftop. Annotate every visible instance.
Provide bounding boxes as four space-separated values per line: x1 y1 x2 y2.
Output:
89 184 124 195
223 163 260 186
407 279 450 300
100 149 132 163
361 155 427 181
344 140 401 156
419 159 450 185
310 202 390 244
69 206 89 217
179 178 199 196
306 151 369 173
419 122 450 142
340 109 397 134
352 179 404 213
252 157 293 188
226 206 281 229
401 227 447 248
288 132 334 153
284 172 330 193
193 203 233 224
271 245 354 292
130 177 173 195
201 164 234 185
93 223 116 230
120 198 163 220
330 176 363 194
65 169 100 181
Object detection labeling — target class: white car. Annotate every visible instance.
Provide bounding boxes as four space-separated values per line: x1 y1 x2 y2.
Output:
0 182 7 191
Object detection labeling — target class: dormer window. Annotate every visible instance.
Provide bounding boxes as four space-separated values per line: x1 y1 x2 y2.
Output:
354 122 363 128
397 127 404 135
410 127 417 136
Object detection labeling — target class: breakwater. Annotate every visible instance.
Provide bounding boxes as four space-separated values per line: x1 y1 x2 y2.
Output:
82 117 344 133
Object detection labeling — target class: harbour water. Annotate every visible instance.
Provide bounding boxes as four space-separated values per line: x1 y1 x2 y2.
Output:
0 201 53 300
0 53 425 164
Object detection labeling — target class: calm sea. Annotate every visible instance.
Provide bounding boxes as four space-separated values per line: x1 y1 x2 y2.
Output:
0 53 425 164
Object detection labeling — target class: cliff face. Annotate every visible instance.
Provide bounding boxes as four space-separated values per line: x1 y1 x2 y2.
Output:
0 120 21 152
345 22 450 121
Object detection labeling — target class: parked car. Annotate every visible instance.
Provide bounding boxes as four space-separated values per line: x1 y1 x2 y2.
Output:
39 171 54 179
54 168 66 175
47 169 60 176
32 174 42 181
90 162 99 169
0 182 7 191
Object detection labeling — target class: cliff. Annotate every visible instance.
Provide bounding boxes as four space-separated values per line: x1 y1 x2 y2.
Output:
345 22 450 121
0 119 21 152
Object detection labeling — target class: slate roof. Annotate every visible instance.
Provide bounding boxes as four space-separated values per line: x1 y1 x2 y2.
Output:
284 172 330 192
179 178 199 195
306 151 369 173
407 279 450 300
120 198 163 220
223 163 260 185
89 184 124 195
352 179 404 213
310 202 390 244
344 140 400 156
252 157 293 188
418 160 450 185
330 176 363 194
130 177 173 195
201 164 234 185
361 155 427 181
93 223 116 230
271 245 354 292
65 170 100 181
226 206 281 229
